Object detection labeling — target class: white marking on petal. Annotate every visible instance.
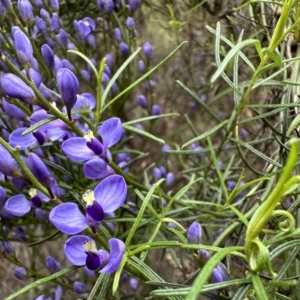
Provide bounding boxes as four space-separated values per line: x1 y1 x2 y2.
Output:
29 188 37 197
84 130 94 142
82 190 94 205
83 240 97 252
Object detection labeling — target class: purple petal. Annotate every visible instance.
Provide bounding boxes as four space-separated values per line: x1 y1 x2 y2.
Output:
101 238 125 274
9 128 37 149
64 235 92 266
4 194 31 216
62 138 95 162
0 186 7 207
83 158 114 179
47 127 67 141
98 118 123 148
86 201 105 222
94 175 127 213
86 252 101 270
49 203 88 234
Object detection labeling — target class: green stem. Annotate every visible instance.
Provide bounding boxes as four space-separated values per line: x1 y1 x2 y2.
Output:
0 137 51 198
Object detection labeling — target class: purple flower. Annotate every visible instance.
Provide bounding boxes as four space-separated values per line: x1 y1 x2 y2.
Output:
0 73 35 103
18 0 34 22
14 267 27 280
56 68 79 109
49 175 127 234
62 117 122 179
65 235 125 272
12 26 33 65
187 222 202 244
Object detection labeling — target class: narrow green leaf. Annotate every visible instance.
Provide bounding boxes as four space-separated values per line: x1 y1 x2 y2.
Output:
250 272 269 300
68 49 98 79
102 47 141 105
230 137 282 167
123 124 165 144
186 246 244 300
4 266 79 300
123 113 179 125
102 41 187 112
211 38 259 84
87 273 110 300
176 80 220 123
125 179 165 246
182 119 229 148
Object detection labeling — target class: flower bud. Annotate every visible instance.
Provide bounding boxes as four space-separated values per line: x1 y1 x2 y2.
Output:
166 172 175 187
105 53 113 67
0 0 11 10
56 68 79 109
73 281 87 294
12 27 33 66
104 0 114 13
211 265 226 283
129 278 138 290
137 94 147 109
143 42 153 58
51 13 59 31
21 68 41 87
14 267 27 280
40 8 50 23
187 222 202 244
128 0 140 12
151 104 161 116
126 17 135 30
138 60 145 74
114 27 122 42
56 28 68 48
28 152 51 187
0 146 21 177
41 44 54 69
18 0 34 22
119 42 129 57
153 167 162 181
2 98 26 120
46 256 62 273
162 144 171 154
197 249 211 265
49 0 59 12
0 241 14 254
